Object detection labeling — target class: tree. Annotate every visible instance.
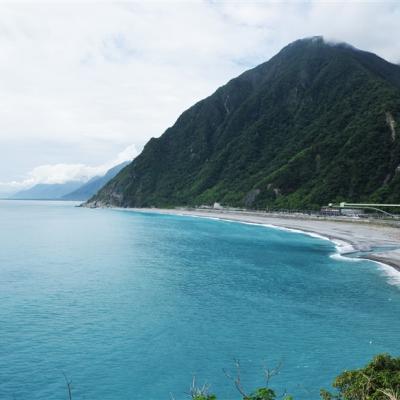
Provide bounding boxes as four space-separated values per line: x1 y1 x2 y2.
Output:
320 354 400 400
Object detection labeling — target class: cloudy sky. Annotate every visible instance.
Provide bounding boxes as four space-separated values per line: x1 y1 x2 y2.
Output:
0 1 399 193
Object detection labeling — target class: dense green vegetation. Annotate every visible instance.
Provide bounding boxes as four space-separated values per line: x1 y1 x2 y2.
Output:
321 354 400 400
88 37 400 210
188 354 400 400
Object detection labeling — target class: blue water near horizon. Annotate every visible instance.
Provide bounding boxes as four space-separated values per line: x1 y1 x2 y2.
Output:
0 200 399 400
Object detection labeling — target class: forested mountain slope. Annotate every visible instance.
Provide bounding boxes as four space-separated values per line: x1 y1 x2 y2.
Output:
88 37 400 209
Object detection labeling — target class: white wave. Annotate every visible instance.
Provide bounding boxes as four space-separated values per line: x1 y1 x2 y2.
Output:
331 239 355 254
327 238 361 262
259 223 332 242
330 253 362 262
328 240 356 258
375 261 400 286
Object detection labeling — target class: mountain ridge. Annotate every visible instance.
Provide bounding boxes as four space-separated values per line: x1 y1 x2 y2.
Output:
87 37 400 209
11 181 84 200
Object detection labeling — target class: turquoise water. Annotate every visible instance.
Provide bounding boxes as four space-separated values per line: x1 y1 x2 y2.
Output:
0 200 399 400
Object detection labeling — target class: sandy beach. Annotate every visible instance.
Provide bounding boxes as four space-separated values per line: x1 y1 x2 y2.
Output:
124 207 400 273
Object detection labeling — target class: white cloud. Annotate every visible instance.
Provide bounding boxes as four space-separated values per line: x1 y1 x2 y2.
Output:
0 1 399 183
0 144 137 194
112 144 137 167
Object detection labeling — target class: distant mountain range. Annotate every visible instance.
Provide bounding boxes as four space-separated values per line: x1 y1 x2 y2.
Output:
12 181 84 200
11 161 129 201
87 37 400 209
61 162 129 200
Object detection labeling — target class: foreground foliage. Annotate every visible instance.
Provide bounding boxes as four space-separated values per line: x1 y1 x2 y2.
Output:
189 354 400 400
191 387 292 400
321 354 400 400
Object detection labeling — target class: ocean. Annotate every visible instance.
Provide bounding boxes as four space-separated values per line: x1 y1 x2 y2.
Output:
0 200 399 399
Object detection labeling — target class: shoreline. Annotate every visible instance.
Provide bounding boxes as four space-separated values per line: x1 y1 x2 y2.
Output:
112 207 400 275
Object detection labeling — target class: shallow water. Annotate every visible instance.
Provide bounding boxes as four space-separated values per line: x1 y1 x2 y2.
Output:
0 200 399 400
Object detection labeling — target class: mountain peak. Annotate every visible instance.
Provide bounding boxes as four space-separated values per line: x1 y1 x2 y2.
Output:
290 35 325 46
279 36 357 57
287 36 354 49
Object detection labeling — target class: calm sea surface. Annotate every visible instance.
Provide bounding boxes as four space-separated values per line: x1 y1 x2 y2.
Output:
0 200 399 400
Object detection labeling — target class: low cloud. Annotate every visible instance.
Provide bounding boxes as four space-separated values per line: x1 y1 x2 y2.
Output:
0 144 137 194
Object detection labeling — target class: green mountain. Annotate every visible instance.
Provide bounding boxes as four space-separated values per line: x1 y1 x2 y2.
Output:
87 37 400 210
